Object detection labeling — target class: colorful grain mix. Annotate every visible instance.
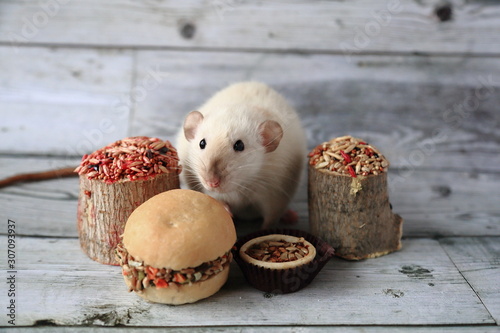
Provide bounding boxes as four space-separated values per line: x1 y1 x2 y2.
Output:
308 136 389 177
115 243 232 292
245 237 310 263
75 137 181 183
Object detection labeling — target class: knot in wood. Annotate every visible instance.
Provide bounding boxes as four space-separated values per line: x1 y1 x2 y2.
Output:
435 4 452 22
180 22 196 39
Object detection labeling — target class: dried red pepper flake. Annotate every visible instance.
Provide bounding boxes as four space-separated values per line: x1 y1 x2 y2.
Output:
307 145 324 157
154 278 169 289
340 150 352 163
147 266 159 280
347 165 357 178
173 273 187 283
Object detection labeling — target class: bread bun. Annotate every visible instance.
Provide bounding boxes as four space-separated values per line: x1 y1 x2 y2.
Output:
118 189 236 304
123 189 235 269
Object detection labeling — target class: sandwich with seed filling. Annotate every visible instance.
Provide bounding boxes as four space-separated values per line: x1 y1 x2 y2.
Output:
116 189 236 305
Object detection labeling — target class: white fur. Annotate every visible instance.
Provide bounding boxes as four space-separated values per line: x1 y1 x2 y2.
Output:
176 81 307 228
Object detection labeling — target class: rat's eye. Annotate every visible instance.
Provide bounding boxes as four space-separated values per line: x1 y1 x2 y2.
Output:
199 139 206 149
233 140 245 152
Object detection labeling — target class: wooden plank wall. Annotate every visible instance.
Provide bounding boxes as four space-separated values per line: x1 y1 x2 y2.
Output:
1 0 499 157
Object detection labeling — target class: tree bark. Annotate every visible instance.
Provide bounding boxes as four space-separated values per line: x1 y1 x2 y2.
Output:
308 165 403 260
77 173 179 265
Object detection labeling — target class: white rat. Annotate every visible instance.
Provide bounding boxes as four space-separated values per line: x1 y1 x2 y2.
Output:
176 81 307 229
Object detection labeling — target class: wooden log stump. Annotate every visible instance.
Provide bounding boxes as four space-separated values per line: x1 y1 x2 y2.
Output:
77 173 179 265
308 167 402 260
307 136 403 260
75 137 181 265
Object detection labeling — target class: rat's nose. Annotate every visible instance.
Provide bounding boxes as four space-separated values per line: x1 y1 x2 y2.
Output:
206 178 220 189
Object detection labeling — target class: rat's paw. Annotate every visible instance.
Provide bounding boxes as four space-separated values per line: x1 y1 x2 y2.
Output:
279 209 298 225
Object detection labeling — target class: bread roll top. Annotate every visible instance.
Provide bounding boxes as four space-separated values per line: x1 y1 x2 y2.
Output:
123 189 236 270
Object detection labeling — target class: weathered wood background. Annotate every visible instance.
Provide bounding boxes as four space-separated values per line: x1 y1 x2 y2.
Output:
0 0 499 331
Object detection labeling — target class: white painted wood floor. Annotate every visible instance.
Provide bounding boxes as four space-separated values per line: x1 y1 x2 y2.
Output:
0 0 499 331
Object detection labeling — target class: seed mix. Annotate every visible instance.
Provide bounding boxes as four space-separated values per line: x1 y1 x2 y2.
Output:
245 237 310 263
75 136 181 183
308 135 389 177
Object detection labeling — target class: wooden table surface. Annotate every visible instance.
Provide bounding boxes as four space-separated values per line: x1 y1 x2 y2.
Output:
1 156 499 332
1 0 499 331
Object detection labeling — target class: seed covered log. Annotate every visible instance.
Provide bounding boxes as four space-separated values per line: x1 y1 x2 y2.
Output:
77 173 179 265
308 165 403 260
75 137 181 265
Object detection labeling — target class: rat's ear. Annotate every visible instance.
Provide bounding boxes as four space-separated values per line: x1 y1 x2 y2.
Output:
183 111 204 142
258 120 283 153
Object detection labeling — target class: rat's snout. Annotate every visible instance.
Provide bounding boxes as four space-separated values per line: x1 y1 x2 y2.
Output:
203 173 222 192
201 157 225 192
